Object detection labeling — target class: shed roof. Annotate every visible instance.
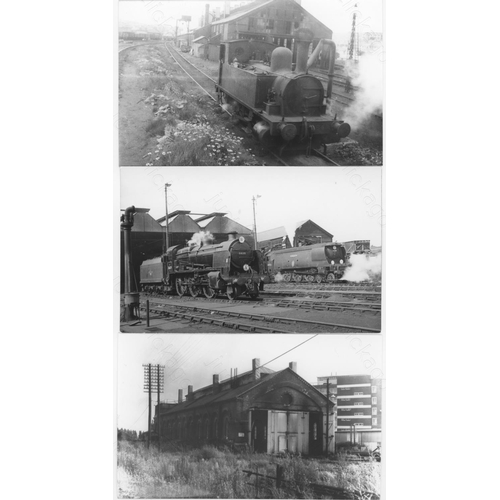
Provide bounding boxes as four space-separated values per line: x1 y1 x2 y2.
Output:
257 226 288 241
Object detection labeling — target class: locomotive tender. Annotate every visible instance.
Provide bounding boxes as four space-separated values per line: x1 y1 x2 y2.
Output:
140 234 268 300
215 28 350 152
265 242 348 283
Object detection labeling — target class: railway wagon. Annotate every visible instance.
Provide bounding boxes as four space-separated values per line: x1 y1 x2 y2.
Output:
140 235 268 300
215 28 350 153
266 242 348 283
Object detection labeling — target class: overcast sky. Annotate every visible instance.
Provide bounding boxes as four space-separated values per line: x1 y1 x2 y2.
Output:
120 166 383 246
117 333 383 432
119 1 383 35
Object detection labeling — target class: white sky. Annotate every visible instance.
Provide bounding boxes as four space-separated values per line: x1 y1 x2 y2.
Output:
117 333 383 432
120 166 383 246
118 0 383 35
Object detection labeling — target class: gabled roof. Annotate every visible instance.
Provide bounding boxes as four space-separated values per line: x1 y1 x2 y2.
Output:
212 0 274 25
160 365 330 416
211 0 332 37
160 367 278 415
295 219 333 238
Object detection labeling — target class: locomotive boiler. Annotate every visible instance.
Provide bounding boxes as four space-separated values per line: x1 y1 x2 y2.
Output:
140 234 268 300
265 242 348 283
215 28 350 153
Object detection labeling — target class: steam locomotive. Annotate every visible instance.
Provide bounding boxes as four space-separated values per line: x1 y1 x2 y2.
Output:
265 242 348 283
215 28 351 152
140 233 268 300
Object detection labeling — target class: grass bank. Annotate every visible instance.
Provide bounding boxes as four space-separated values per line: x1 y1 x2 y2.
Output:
117 441 380 499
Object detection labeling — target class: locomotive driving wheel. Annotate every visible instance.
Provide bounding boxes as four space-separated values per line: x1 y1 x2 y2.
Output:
307 275 315 282
326 273 336 283
202 286 216 298
188 283 201 297
294 274 303 283
315 274 323 284
283 273 291 282
175 278 187 296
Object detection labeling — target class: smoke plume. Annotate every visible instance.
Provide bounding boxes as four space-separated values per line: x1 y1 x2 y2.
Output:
343 52 383 131
342 253 381 282
188 231 214 248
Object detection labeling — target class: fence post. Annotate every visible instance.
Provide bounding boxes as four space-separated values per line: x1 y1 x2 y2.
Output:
276 464 283 489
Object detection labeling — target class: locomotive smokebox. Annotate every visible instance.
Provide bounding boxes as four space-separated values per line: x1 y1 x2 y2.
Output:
294 28 314 74
270 47 292 73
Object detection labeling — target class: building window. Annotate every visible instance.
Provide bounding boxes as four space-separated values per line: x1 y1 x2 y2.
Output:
213 417 218 439
249 18 255 30
372 386 377 394
285 21 291 34
294 21 300 29
313 422 318 440
267 19 274 30
372 418 378 426
372 397 377 405
372 407 377 415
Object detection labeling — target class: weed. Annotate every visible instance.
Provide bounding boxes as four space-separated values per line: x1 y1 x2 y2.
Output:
145 118 166 137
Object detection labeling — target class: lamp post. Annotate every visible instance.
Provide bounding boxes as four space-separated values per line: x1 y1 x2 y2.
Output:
252 195 261 250
164 183 172 253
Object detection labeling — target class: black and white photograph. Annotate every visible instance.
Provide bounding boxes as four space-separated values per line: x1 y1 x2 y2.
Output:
118 0 383 166
119 166 382 333
117 333 383 498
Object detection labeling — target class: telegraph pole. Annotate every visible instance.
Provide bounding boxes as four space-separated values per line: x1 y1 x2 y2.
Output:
143 364 165 450
325 378 330 456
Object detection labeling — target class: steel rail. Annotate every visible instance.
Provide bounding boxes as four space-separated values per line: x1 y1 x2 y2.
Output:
144 298 380 333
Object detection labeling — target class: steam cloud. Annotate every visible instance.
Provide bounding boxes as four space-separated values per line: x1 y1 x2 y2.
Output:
274 272 285 283
342 253 381 282
343 52 383 130
188 231 214 248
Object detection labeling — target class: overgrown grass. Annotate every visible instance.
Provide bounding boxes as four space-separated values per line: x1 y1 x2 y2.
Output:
117 441 380 499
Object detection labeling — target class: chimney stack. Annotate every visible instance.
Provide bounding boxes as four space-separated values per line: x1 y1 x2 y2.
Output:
178 389 183 403
289 361 297 372
252 358 261 380
187 385 193 400
213 374 219 385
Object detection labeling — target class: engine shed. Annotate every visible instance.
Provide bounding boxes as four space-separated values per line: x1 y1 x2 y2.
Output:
155 358 334 455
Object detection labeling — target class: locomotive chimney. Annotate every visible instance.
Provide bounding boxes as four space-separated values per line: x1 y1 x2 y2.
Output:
294 28 314 74
252 358 261 380
289 361 297 372
178 389 183 403
227 231 238 241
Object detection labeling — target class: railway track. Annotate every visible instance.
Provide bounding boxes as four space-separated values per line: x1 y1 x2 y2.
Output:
140 296 380 333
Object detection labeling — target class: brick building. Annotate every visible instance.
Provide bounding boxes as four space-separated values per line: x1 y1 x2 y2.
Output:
155 358 334 455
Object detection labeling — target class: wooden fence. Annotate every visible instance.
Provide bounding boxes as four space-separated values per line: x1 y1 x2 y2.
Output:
242 464 380 499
